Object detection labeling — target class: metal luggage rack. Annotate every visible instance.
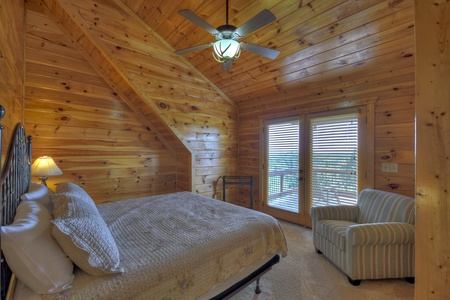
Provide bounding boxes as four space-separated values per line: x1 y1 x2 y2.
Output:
222 175 253 209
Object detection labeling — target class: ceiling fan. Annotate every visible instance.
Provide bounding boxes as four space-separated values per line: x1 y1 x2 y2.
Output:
175 0 280 71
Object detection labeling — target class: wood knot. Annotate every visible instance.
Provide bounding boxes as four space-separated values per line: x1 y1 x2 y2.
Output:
389 183 399 190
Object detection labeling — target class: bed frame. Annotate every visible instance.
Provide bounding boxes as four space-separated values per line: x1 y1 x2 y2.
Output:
0 109 279 299
1 117 33 300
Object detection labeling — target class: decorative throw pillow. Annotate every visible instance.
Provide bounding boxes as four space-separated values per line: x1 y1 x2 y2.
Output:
52 182 98 212
55 182 91 198
0 201 74 294
51 192 123 276
20 182 54 212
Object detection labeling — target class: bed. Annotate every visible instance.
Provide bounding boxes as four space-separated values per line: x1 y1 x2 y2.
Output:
0 121 288 300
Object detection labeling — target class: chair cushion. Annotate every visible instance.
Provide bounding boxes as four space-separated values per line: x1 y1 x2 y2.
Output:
347 222 415 245
316 220 356 251
357 189 415 224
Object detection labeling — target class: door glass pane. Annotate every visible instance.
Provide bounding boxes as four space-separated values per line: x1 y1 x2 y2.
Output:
310 114 358 206
267 120 299 213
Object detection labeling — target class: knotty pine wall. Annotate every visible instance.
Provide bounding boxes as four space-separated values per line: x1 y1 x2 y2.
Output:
0 0 25 162
21 0 238 203
415 0 450 298
2 0 450 297
24 3 178 203
238 2 416 210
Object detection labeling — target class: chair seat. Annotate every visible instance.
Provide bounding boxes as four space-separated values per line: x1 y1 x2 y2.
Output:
317 220 356 251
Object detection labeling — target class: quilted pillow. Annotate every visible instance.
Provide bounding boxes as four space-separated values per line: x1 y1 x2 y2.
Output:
55 182 90 197
51 193 123 276
0 201 74 294
52 182 98 212
21 182 54 212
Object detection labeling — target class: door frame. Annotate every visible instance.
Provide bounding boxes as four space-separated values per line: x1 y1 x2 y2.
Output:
259 104 374 227
260 115 307 225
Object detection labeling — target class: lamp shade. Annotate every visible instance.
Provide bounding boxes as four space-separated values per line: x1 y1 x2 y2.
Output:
213 39 241 61
31 156 63 177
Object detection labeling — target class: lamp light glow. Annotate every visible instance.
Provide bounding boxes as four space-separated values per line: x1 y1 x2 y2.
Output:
31 156 63 186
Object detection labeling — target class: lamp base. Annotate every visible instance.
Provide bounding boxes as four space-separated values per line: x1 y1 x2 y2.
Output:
38 177 48 186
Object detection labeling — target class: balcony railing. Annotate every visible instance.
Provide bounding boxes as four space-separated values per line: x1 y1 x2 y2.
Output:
268 169 299 212
267 168 357 212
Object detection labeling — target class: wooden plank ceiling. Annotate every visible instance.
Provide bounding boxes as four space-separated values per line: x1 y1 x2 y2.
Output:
124 0 415 199
123 0 414 106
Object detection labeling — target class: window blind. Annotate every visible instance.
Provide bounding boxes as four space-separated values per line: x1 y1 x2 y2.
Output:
310 113 358 206
266 120 299 213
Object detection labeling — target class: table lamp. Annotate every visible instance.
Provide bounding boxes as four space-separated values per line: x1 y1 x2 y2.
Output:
31 156 63 186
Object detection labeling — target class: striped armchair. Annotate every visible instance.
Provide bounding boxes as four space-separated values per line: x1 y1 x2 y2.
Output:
310 189 415 286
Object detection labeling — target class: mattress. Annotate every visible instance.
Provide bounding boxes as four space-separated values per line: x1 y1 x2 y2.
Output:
13 192 287 300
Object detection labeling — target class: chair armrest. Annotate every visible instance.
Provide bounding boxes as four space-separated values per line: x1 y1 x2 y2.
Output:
310 205 359 223
347 222 415 246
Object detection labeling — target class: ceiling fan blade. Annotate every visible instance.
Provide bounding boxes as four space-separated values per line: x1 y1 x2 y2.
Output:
178 10 218 35
222 60 233 71
175 43 214 55
241 42 280 59
235 9 276 38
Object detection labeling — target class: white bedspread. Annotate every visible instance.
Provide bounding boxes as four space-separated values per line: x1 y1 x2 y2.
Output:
16 192 287 300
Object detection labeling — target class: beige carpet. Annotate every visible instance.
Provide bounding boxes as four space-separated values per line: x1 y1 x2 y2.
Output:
231 220 415 300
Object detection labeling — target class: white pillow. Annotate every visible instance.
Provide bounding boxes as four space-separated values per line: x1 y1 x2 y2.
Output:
51 193 123 276
0 201 74 294
20 183 54 212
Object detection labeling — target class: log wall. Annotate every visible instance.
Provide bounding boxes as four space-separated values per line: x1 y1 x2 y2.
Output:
0 0 25 161
237 1 416 209
1 0 450 297
21 0 238 202
24 2 179 203
415 0 450 298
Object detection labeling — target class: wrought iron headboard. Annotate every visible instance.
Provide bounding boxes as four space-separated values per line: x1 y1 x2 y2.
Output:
0 107 33 300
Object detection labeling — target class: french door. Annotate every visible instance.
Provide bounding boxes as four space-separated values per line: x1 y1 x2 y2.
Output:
262 116 306 224
262 107 368 226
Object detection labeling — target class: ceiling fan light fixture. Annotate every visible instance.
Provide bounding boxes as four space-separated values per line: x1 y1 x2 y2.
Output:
176 2 279 70
213 39 241 62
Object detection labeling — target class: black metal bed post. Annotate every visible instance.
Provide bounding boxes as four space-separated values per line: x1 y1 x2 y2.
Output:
0 105 4 174
0 105 5 300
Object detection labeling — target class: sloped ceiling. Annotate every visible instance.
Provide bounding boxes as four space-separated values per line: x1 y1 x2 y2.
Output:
32 0 240 195
40 0 415 109
39 0 236 151
29 0 415 199
123 0 414 108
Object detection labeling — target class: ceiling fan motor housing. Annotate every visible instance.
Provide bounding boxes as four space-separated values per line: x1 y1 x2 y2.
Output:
215 24 241 40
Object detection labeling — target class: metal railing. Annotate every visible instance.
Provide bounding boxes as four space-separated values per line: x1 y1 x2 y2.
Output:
267 169 298 212
267 168 357 212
